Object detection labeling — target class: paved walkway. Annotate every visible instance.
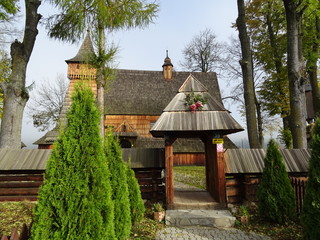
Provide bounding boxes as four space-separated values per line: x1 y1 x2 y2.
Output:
155 226 271 240
155 181 271 239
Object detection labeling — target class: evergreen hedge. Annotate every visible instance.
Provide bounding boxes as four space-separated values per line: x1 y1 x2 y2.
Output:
257 139 295 223
126 162 145 224
30 83 115 240
301 119 320 240
105 132 131 239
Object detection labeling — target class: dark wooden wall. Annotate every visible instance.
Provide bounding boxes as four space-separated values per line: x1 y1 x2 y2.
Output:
173 153 205 166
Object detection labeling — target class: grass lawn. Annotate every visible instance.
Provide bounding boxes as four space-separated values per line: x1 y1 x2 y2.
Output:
174 166 206 189
0 201 164 239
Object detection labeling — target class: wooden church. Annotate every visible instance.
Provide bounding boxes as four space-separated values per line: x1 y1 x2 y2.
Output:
34 33 241 167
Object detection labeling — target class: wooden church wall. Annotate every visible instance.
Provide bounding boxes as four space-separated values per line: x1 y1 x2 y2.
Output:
104 115 159 137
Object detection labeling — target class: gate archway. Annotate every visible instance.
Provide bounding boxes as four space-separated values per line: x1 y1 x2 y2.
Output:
150 74 243 207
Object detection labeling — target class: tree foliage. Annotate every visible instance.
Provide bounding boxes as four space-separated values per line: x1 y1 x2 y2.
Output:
28 74 68 131
301 118 320 240
257 139 295 223
0 0 18 21
126 162 145 225
105 132 131 239
30 83 115 240
181 28 223 72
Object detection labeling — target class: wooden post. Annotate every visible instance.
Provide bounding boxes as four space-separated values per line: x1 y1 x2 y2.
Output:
165 137 176 207
204 137 226 204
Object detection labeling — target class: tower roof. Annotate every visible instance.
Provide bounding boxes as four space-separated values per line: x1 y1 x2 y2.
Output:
162 50 173 67
65 32 96 63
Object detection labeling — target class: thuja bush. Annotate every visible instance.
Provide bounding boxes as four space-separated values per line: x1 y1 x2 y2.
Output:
301 119 320 240
30 83 115 240
105 132 131 240
257 139 295 224
126 162 145 224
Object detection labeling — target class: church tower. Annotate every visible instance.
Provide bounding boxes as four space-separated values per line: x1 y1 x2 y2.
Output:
162 50 173 80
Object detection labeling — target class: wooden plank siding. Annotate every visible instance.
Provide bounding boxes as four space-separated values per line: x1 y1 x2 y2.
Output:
105 115 159 137
173 153 205 166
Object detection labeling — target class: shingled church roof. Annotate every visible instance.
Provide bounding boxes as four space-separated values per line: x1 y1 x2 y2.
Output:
104 70 221 115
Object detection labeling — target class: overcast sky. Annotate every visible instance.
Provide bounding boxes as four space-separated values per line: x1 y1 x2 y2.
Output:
10 0 251 148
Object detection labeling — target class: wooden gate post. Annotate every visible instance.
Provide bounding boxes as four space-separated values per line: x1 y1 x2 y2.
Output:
165 136 176 207
204 137 226 204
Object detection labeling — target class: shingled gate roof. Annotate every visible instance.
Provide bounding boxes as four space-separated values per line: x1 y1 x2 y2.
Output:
150 74 244 138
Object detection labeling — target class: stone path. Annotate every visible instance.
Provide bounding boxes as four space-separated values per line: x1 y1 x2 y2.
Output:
155 226 271 240
155 180 271 239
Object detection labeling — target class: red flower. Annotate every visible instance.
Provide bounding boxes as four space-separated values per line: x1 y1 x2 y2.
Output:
196 101 203 108
190 104 197 111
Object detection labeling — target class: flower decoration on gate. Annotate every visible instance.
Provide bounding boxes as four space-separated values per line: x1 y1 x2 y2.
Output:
185 91 207 111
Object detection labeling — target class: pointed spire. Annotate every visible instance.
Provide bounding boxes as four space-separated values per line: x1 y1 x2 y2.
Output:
65 31 96 63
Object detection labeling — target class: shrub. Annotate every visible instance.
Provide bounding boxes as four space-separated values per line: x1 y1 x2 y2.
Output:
257 139 295 223
126 162 145 224
30 83 115 240
301 118 320 240
105 132 131 239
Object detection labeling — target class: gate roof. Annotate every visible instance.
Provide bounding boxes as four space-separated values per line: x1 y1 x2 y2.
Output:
150 74 244 138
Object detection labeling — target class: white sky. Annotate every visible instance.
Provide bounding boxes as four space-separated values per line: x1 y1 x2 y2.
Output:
10 0 250 148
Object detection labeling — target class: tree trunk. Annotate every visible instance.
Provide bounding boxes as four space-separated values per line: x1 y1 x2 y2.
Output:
96 20 106 138
237 0 261 148
0 0 41 149
255 94 264 147
283 0 307 149
308 16 320 117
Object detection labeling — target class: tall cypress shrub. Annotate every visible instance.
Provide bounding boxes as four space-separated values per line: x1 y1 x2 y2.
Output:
30 83 115 240
257 139 295 223
105 132 131 239
301 119 320 240
126 162 145 224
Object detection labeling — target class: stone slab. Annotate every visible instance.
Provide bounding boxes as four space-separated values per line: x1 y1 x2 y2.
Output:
165 209 236 228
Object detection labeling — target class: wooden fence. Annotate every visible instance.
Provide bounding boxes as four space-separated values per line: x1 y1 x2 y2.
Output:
0 169 165 202
290 177 307 214
1 224 31 240
226 174 308 214
0 172 43 201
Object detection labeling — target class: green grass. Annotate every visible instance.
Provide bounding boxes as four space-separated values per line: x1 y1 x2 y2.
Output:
0 201 35 236
0 201 164 239
174 166 206 189
235 205 303 240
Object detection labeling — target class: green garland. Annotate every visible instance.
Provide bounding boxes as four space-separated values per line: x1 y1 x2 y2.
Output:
185 91 207 111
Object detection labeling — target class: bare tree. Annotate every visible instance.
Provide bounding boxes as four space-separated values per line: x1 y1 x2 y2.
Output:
28 74 68 131
181 28 223 72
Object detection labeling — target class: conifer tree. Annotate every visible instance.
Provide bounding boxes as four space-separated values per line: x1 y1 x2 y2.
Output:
105 132 131 239
126 162 145 224
30 83 115 240
301 118 320 240
257 139 295 223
